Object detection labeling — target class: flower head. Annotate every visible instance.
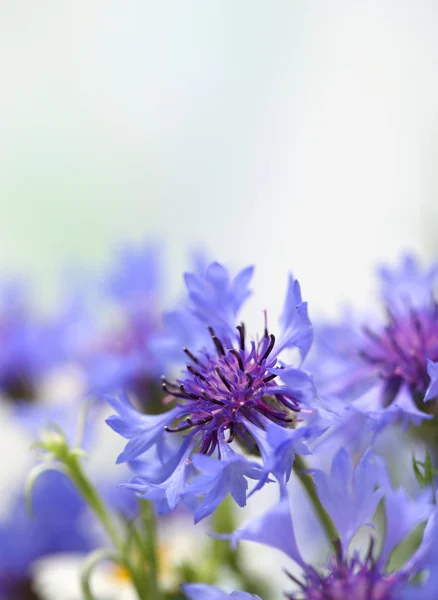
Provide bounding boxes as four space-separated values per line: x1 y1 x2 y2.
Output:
0 279 64 404
228 448 434 600
76 243 166 408
310 255 438 432
107 262 324 519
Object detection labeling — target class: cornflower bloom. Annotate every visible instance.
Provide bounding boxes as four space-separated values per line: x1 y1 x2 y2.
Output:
81 243 165 406
0 471 96 600
186 448 436 599
0 279 63 404
107 262 326 520
310 255 438 430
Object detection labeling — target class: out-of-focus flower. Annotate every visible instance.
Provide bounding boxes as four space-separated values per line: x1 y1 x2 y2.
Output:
310 255 438 434
0 471 96 600
225 448 435 600
107 262 328 521
32 554 137 600
78 243 165 407
184 584 260 599
0 279 65 405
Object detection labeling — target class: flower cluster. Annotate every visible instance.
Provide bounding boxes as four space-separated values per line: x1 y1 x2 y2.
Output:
186 448 437 599
3 244 438 600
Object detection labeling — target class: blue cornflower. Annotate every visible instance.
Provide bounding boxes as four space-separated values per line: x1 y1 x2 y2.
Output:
0 470 96 600
0 279 63 404
81 243 165 402
225 448 435 600
107 262 325 520
310 255 438 428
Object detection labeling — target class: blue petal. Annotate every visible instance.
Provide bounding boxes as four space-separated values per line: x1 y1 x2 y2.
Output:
183 584 260 600
424 360 438 402
307 448 384 549
378 254 438 314
231 499 305 567
122 441 194 513
379 487 433 567
105 392 184 463
352 382 433 429
269 367 319 408
183 262 254 339
242 416 316 491
105 242 161 306
402 504 438 576
189 446 262 522
276 275 313 361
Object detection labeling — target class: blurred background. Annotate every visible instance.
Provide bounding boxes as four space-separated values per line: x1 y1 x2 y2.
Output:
0 2 438 598
1 1 438 315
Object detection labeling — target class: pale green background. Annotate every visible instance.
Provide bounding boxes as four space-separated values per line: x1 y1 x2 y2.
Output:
0 1 437 316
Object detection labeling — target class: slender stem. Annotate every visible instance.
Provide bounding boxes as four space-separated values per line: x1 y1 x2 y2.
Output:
65 455 148 599
66 455 122 550
140 499 161 600
293 454 339 549
81 548 119 600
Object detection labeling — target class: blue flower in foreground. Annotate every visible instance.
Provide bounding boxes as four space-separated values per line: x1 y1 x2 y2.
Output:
107 262 325 520
222 448 435 599
310 255 438 429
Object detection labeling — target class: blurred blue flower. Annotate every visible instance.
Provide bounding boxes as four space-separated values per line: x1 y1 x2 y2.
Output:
107 262 328 520
0 470 96 600
184 584 260 599
0 279 65 404
309 254 438 433
74 243 167 407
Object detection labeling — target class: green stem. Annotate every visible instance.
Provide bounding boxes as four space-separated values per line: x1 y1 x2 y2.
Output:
293 455 339 549
81 548 119 600
140 500 161 600
66 455 122 550
65 455 148 599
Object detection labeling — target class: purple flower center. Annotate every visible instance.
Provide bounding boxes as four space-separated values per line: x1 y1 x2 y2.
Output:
162 323 300 455
287 551 404 600
359 306 438 402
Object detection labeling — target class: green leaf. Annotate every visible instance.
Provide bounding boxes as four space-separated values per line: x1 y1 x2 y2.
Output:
424 450 434 486
412 449 436 489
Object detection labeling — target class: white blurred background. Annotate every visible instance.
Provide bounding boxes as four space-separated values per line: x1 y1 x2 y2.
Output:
1 2 438 315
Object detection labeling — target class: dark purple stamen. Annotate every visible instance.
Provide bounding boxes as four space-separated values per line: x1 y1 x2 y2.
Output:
165 421 194 433
161 319 301 454
183 347 199 364
260 333 276 363
229 349 244 371
263 373 277 383
187 364 207 381
237 323 245 350
360 304 438 400
209 327 226 356
179 385 200 400
216 367 232 391
285 538 405 600
245 371 253 389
